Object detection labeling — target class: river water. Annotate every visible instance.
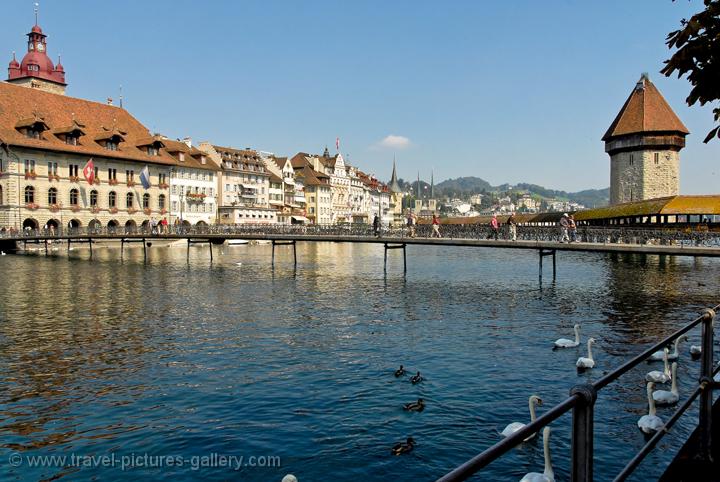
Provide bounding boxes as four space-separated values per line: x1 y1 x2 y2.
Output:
0 242 717 481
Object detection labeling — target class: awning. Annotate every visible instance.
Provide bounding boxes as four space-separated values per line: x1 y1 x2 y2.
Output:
291 215 309 222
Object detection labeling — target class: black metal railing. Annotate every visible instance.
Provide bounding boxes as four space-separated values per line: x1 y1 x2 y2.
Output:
3 223 720 247
436 305 720 482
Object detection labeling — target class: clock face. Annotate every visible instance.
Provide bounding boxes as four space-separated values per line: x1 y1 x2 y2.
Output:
37 43 44 52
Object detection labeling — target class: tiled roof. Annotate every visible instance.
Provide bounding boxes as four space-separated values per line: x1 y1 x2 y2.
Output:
0 81 181 165
574 195 720 220
161 138 219 172
602 74 689 141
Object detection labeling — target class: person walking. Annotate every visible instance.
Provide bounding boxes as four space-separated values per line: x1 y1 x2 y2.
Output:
559 213 570 243
431 214 441 238
488 214 499 240
507 212 517 241
372 215 380 237
406 210 416 238
568 214 577 243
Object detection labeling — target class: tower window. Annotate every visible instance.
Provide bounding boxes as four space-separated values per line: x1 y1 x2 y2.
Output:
654 153 659 165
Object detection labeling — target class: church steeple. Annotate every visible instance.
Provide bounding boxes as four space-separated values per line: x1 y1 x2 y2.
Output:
388 157 402 193
430 170 434 199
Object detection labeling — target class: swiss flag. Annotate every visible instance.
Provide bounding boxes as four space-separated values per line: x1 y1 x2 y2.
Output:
83 158 95 184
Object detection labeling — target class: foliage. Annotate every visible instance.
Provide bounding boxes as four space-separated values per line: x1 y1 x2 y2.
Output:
662 0 720 143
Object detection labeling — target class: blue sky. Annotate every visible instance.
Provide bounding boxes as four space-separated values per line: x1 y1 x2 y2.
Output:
2 0 718 193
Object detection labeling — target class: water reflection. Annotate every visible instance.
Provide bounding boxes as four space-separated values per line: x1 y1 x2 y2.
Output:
0 244 717 481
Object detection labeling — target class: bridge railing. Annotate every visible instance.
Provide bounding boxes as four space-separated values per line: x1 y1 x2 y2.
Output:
3 223 720 247
436 305 720 482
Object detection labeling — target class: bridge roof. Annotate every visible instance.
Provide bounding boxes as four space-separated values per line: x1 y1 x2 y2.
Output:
574 195 720 220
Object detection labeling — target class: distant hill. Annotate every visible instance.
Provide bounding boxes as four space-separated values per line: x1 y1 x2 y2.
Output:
398 176 609 207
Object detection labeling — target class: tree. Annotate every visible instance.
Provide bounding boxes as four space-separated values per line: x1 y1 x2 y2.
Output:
662 0 720 143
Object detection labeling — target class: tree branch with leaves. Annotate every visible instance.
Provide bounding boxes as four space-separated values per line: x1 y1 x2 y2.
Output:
662 0 720 143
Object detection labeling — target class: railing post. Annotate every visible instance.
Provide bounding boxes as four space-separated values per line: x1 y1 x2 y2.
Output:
570 384 597 482
698 308 716 462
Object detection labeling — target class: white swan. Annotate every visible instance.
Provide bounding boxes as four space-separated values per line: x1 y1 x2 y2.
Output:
653 362 679 405
520 426 554 482
649 335 688 361
689 345 702 357
0 251 5 256
554 324 580 348
638 381 664 434
646 348 671 384
576 338 596 369
502 395 543 441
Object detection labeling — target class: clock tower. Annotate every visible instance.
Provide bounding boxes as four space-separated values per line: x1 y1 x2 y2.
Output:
7 20 67 95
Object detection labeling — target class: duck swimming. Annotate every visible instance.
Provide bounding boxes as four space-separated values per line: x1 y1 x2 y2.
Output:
391 437 416 455
403 398 425 412
395 365 406 377
410 371 423 384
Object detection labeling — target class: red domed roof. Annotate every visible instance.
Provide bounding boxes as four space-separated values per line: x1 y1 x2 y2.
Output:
31 25 43 34
6 23 66 86
8 54 20 69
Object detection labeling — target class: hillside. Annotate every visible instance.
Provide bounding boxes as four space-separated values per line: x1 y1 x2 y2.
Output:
397 176 609 207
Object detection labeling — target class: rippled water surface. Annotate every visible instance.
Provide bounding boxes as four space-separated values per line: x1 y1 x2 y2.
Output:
0 242 718 481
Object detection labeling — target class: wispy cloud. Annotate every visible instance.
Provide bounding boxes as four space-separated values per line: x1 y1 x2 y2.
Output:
374 134 412 150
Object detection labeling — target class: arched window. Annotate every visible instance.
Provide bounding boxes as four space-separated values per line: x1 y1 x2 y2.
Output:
158 194 166 209
69 188 79 206
24 186 35 204
126 192 134 208
143 193 150 209
90 190 98 207
108 191 116 208
48 187 57 204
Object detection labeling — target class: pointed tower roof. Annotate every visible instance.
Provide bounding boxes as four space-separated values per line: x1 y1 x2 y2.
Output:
389 158 402 193
430 170 434 199
602 74 689 141
416 172 421 198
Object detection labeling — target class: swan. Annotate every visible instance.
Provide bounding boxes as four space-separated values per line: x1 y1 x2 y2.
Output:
638 381 664 434
576 338 596 369
649 335 688 361
0 251 5 256
653 363 679 405
554 324 580 349
520 427 554 482
646 348 671 384
689 345 701 358
501 395 543 441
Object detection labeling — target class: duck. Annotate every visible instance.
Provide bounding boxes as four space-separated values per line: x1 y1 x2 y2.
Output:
689 345 702 358
576 338 596 369
553 324 580 349
391 437 415 455
649 335 688 362
410 371 423 384
646 348 671 384
501 395 543 441
653 363 679 405
403 398 425 412
638 381 664 434
395 365 406 377
520 427 554 482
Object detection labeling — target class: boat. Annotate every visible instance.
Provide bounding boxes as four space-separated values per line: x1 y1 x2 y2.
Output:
226 239 249 246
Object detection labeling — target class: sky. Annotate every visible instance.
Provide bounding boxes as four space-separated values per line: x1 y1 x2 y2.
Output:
1 0 718 193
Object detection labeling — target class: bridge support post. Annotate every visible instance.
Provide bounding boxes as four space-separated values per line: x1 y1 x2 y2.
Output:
539 249 556 281
67 238 71 253
44 239 48 255
271 240 297 269
570 384 597 482
698 308 716 462
143 238 147 263
209 241 213 262
88 239 93 259
121 239 124 258
384 243 407 274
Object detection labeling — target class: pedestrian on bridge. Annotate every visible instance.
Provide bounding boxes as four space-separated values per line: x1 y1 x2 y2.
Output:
488 214 499 240
373 215 380 237
406 210 416 238
568 214 577 243
431 214 441 238
559 213 570 243
507 212 517 241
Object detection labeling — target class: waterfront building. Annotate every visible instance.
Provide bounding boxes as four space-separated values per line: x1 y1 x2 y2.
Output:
346 164 369 223
164 138 219 226
603 74 689 205
200 143 275 224
295 166 332 224
1 54 182 233
387 160 405 225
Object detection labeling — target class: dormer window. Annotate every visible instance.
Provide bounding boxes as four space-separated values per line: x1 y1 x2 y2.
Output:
65 133 79 145
178 152 185 162
148 146 159 156
200 155 206 164
26 127 41 139
106 139 119 151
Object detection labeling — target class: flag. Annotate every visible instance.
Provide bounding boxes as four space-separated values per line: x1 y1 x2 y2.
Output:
336 137 340 151
82 158 95 184
139 165 151 189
